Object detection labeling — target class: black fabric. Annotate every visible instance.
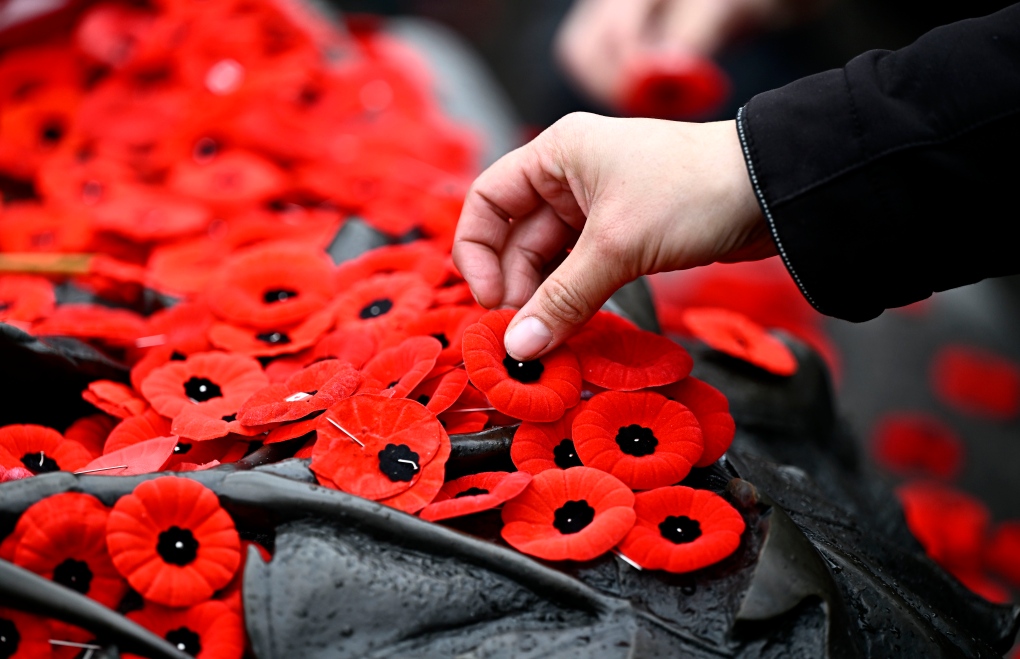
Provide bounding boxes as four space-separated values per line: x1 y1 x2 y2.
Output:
738 3 1020 322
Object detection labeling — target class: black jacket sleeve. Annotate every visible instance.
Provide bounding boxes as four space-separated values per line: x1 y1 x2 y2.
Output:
737 3 1020 322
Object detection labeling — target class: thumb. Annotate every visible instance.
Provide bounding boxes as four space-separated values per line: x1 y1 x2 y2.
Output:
504 238 626 361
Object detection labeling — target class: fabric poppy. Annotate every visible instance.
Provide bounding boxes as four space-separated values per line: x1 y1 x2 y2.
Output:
332 272 434 333
930 345 1020 420
89 188 213 242
420 471 532 522
0 275 55 324
310 325 378 369
167 147 288 208
105 414 239 471
0 608 51 659
403 306 484 368
378 430 451 514
80 436 179 476
510 404 589 475
462 309 582 423
985 521 1020 589
140 351 268 420
408 368 469 415
238 359 361 425
949 569 1011 604
32 304 147 346
896 481 990 571
501 467 636 561
0 425 92 475
106 476 241 607
568 312 692 390
870 413 963 480
64 414 118 459
169 404 271 442
205 242 336 330
361 336 443 398
334 241 449 288
311 395 446 499
82 380 149 419
0 202 93 254
438 410 488 435
13 493 126 609
573 391 704 490
656 377 735 468
681 307 798 376
264 414 321 444
125 600 245 659
620 54 730 120
207 305 336 357
616 486 745 573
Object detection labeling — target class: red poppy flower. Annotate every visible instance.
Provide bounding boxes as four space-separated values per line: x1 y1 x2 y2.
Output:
89 188 212 242
870 413 963 480
167 147 288 208
378 430 451 514
207 305 336 357
462 309 581 423
510 404 588 475
82 380 149 419
264 414 321 444
931 345 1020 420
616 486 745 573
620 54 730 120
501 467 635 561
12 493 126 609
64 414 117 459
403 306 484 368
0 202 93 254
0 275 55 324
438 410 488 434
335 241 449 288
311 395 446 500
420 471 532 522
896 481 989 571
125 600 245 659
107 476 242 607
361 336 443 398
0 425 92 475
170 404 271 443
140 351 269 420
104 411 173 452
656 377 735 468
681 307 798 376
81 436 179 476
332 272 434 333
238 359 361 425
985 521 1020 589
949 569 1011 604
205 242 336 330
33 304 147 346
408 368 469 414
572 391 704 490
0 608 51 659
310 325 378 369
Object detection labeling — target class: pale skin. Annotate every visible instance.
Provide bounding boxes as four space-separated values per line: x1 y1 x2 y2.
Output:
452 113 776 362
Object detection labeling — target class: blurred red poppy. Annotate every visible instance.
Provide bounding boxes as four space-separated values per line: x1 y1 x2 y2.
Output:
208 305 336 357
0 608 51 659
361 336 442 398
620 54 730 120
420 471 532 522
33 304 147 346
896 481 989 571
83 380 149 419
681 307 797 376
510 404 588 475
332 272 435 334
335 241 449 288
0 425 92 475
656 377 735 468
0 275 55 324
0 203 93 254
985 521 1020 589
870 413 963 480
167 147 289 208
931 345 1020 420
125 600 245 659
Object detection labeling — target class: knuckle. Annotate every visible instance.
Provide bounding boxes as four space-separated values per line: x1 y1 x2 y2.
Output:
540 277 591 325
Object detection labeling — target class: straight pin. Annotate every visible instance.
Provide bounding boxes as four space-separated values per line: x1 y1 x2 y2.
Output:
135 334 167 348
447 407 495 413
74 465 129 475
50 640 103 649
325 417 364 447
613 550 643 571
396 458 419 471
39 451 45 467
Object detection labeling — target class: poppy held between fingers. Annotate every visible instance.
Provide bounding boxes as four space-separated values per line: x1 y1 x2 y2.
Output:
680 307 798 376
106 476 241 607
870 413 963 480
573 391 704 490
140 351 269 419
125 600 244 659
420 471 532 522
616 486 745 573
361 336 442 398
510 404 588 475
0 425 92 475
238 359 361 425
501 467 635 561
463 309 581 423
0 608 51 659
656 377 735 468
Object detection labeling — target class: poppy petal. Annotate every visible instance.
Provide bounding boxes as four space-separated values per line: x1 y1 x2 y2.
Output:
656 377 734 468
510 404 588 475
82 380 149 419
681 307 798 376
361 336 442 398
931 345 1020 420
238 359 361 425
896 481 990 571
79 436 178 476
409 368 469 414
420 471 532 521
870 413 963 480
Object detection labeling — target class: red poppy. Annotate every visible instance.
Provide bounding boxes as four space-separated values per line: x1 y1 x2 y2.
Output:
104 411 173 452
134 301 216 360
572 391 704 490
681 307 797 376
501 467 636 561
125 600 245 659
107 476 242 607
81 436 179 476
170 404 271 443
89 188 213 242
205 242 337 330
311 395 446 500
616 486 745 573
931 345 1020 420
167 147 289 208
408 368 469 414
462 309 581 423
264 414 321 444
949 569 1011 604
0 608 51 659
334 242 449 288
0 275 55 324
0 425 92 475
208 305 336 357
656 377 735 468
0 202 93 254
140 351 268 420
870 413 963 480
510 404 588 475
361 336 443 398
567 312 692 390
438 410 488 435
310 325 378 369
896 481 989 571
82 380 149 419
985 521 1020 589
12 493 126 609
238 359 361 426
420 471 532 522
332 272 434 333
64 414 118 459
32 304 147 346
378 430 451 514
403 306 484 368
620 54 730 120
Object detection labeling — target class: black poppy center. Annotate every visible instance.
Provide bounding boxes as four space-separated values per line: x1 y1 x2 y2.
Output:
0 301 10 313
165 627 202 656
455 487 489 498
256 331 291 345
659 515 703 544
553 439 583 469
431 333 450 349
359 298 393 319
416 394 430 406
553 499 595 535
502 354 544 383
184 377 222 402
156 526 199 566
40 120 65 145
263 288 299 304
53 558 93 595
377 443 419 482
615 424 658 457
170 351 188 361
21 451 59 474
0 617 20 659
174 442 192 454
221 413 237 422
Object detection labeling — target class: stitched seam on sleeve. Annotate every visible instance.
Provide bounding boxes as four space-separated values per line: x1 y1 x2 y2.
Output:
736 105 822 313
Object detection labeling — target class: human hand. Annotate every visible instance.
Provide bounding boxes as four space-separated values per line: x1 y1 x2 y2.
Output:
452 112 774 362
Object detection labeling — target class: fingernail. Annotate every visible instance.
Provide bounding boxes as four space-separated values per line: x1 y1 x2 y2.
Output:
505 316 553 361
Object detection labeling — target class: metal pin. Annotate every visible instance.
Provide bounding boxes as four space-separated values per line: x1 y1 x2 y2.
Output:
448 407 496 413
50 640 103 650
325 417 364 447
39 451 45 467
74 465 128 475
613 551 643 571
135 334 167 348
396 458 419 471
285 391 314 402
